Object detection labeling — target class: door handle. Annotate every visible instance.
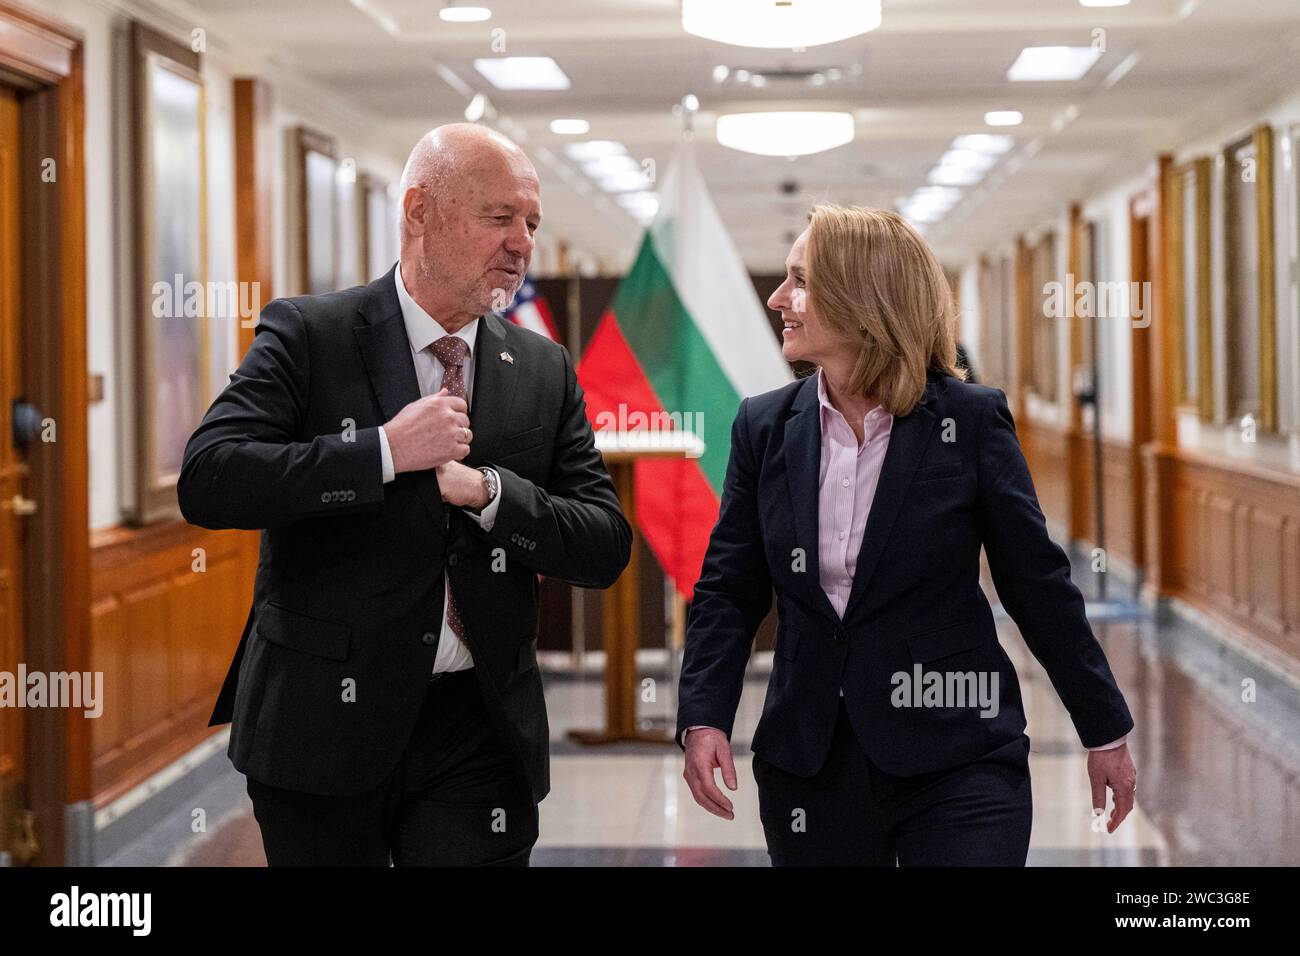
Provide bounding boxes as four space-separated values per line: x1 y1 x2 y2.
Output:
4 494 36 516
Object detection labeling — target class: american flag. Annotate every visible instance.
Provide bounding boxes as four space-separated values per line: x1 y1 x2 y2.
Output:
501 275 560 342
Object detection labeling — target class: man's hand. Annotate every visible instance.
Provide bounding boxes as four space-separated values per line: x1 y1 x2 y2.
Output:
384 388 471 475
1088 742 1137 833
683 727 737 820
436 460 489 510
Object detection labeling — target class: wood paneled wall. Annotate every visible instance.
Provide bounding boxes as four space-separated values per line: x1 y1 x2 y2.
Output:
1069 432 1138 566
90 523 257 804
1162 450 1300 661
1020 419 1072 529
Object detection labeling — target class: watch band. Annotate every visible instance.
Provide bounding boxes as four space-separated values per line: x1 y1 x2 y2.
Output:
478 466 499 505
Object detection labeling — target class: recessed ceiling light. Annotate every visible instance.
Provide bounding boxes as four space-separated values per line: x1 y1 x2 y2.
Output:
440 4 492 22
616 191 659 216
1007 46 1103 82
712 64 730 83
564 140 626 161
582 155 642 177
715 111 855 157
939 149 998 172
550 118 590 135
928 165 983 186
914 186 961 203
463 92 494 123
952 134 1015 154
984 110 1023 127
473 57 570 91
596 170 654 192
682 0 881 49
1079 0 1129 7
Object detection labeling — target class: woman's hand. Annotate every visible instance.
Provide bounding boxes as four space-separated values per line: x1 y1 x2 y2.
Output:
683 728 737 820
1087 743 1138 833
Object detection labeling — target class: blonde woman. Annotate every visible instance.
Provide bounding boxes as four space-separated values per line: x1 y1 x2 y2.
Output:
676 206 1137 866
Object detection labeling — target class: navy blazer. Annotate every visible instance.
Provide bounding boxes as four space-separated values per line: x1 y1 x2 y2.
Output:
676 368 1133 778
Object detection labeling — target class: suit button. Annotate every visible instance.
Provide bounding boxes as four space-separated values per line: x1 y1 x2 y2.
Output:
832 624 847 644
448 554 459 566
421 632 437 646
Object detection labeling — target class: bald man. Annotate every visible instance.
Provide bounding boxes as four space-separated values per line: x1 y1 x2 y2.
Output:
180 123 631 866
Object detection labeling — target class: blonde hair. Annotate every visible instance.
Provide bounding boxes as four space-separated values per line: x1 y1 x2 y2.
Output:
804 204 965 416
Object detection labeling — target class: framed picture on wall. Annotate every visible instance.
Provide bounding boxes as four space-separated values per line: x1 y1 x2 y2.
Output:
1171 158 1213 418
336 158 363 290
1222 126 1278 431
1031 232 1058 403
363 173 398 281
130 23 208 523
296 126 338 295
1289 123 1300 432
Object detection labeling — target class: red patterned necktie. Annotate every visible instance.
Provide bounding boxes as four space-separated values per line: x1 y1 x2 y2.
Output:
430 334 469 638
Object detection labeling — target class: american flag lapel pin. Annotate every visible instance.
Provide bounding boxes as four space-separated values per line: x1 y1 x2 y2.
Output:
500 351 514 365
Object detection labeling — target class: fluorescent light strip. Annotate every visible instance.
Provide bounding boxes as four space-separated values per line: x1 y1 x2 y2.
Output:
1007 46 1103 82
474 57 570 91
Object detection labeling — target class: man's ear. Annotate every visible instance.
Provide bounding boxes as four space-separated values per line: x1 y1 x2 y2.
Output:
402 186 427 237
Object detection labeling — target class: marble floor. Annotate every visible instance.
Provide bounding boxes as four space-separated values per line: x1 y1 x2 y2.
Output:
104 557 1300 867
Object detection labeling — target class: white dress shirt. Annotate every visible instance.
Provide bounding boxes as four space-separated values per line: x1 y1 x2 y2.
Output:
377 264 502 675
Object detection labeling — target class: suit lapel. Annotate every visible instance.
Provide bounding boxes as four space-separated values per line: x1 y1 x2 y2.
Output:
352 266 445 528
842 375 940 620
464 312 519 467
783 376 839 622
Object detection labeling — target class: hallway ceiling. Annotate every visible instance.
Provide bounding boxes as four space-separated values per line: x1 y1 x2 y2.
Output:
184 0 1300 271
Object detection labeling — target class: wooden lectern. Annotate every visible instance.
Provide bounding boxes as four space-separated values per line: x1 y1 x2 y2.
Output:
566 430 704 746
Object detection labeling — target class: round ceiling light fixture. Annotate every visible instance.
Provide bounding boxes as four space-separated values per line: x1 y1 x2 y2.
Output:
440 4 492 23
715 111 855 157
682 0 881 49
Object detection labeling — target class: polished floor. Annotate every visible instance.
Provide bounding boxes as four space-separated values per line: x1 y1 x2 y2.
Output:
104 551 1300 867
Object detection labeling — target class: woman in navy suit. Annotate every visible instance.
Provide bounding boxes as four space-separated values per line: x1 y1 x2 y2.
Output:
676 206 1137 866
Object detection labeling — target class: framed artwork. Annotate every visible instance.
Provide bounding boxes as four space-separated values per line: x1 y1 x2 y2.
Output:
336 159 362 289
1030 232 1058 403
362 173 399 282
1222 126 1278 430
130 23 208 523
1170 158 1213 417
1289 123 1300 433
296 126 338 295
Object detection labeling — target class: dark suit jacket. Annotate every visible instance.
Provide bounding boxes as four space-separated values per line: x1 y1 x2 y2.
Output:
179 266 631 802
676 369 1132 777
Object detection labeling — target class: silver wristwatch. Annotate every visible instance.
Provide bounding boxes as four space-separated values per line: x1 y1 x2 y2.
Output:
478 466 499 506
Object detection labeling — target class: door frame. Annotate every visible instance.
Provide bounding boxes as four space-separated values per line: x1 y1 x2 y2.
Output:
0 0 89 866
1128 185 1157 578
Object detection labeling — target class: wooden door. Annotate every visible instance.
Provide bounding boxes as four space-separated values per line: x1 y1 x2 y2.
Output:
0 81 29 864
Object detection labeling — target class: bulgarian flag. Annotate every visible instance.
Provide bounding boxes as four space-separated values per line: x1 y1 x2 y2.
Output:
577 144 793 599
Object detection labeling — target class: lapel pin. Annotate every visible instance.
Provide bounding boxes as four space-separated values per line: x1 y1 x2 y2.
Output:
500 351 514 365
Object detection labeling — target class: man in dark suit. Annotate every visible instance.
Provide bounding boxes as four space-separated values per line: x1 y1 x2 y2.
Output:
179 123 631 866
